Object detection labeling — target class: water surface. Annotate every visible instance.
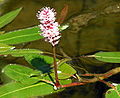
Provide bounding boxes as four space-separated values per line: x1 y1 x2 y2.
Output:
0 0 120 98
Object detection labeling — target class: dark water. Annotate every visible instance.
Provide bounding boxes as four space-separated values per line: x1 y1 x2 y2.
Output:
0 0 120 98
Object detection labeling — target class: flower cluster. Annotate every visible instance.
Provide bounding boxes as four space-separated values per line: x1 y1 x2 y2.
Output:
36 7 61 46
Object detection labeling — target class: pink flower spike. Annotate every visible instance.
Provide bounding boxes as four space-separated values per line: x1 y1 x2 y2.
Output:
37 7 61 46
36 7 56 24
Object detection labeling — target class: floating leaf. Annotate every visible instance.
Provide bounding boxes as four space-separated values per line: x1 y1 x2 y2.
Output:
94 52 120 63
0 26 43 44
0 23 69 45
24 54 53 73
58 64 76 79
51 62 76 79
54 58 76 79
59 79 72 85
0 82 55 98
0 49 43 57
0 43 14 52
0 8 22 28
3 64 41 84
25 54 76 79
105 84 120 98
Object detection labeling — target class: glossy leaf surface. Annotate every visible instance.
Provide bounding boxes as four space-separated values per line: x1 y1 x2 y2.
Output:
24 54 53 73
94 52 120 63
0 82 54 98
0 49 43 57
25 53 76 79
0 23 68 45
51 62 76 79
0 8 22 28
3 64 41 84
0 26 43 44
58 63 76 79
59 79 72 85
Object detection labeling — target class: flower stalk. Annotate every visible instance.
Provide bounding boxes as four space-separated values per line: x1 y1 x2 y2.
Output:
53 46 60 86
36 7 61 87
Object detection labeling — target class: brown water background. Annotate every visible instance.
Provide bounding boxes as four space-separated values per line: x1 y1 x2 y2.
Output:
0 0 120 98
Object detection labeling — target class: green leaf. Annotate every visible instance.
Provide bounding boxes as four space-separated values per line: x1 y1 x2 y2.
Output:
0 82 55 98
24 54 53 73
25 54 76 79
0 8 22 28
0 26 43 44
58 63 76 79
57 59 76 79
0 43 14 52
59 79 72 85
50 58 76 79
0 23 69 45
105 84 120 98
51 62 76 79
0 49 43 57
3 64 41 84
94 52 120 63
59 24 69 31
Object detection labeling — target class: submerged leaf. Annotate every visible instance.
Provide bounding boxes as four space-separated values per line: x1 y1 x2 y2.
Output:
0 8 22 28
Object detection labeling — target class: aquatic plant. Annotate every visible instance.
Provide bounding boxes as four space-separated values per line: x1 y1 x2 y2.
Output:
0 6 119 98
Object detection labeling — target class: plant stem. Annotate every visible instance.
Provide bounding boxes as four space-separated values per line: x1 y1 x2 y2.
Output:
60 82 86 88
52 46 60 87
59 67 120 88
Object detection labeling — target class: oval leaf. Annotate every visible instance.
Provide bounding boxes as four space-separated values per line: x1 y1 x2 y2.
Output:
24 54 53 73
0 8 22 28
51 62 76 79
94 52 120 63
3 64 41 84
0 26 43 44
25 54 76 79
58 63 76 79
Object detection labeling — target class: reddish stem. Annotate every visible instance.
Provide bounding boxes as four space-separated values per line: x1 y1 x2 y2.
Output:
60 82 86 88
60 67 120 88
53 46 60 87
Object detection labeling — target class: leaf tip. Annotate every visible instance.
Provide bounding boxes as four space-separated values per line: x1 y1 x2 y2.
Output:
18 7 23 11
